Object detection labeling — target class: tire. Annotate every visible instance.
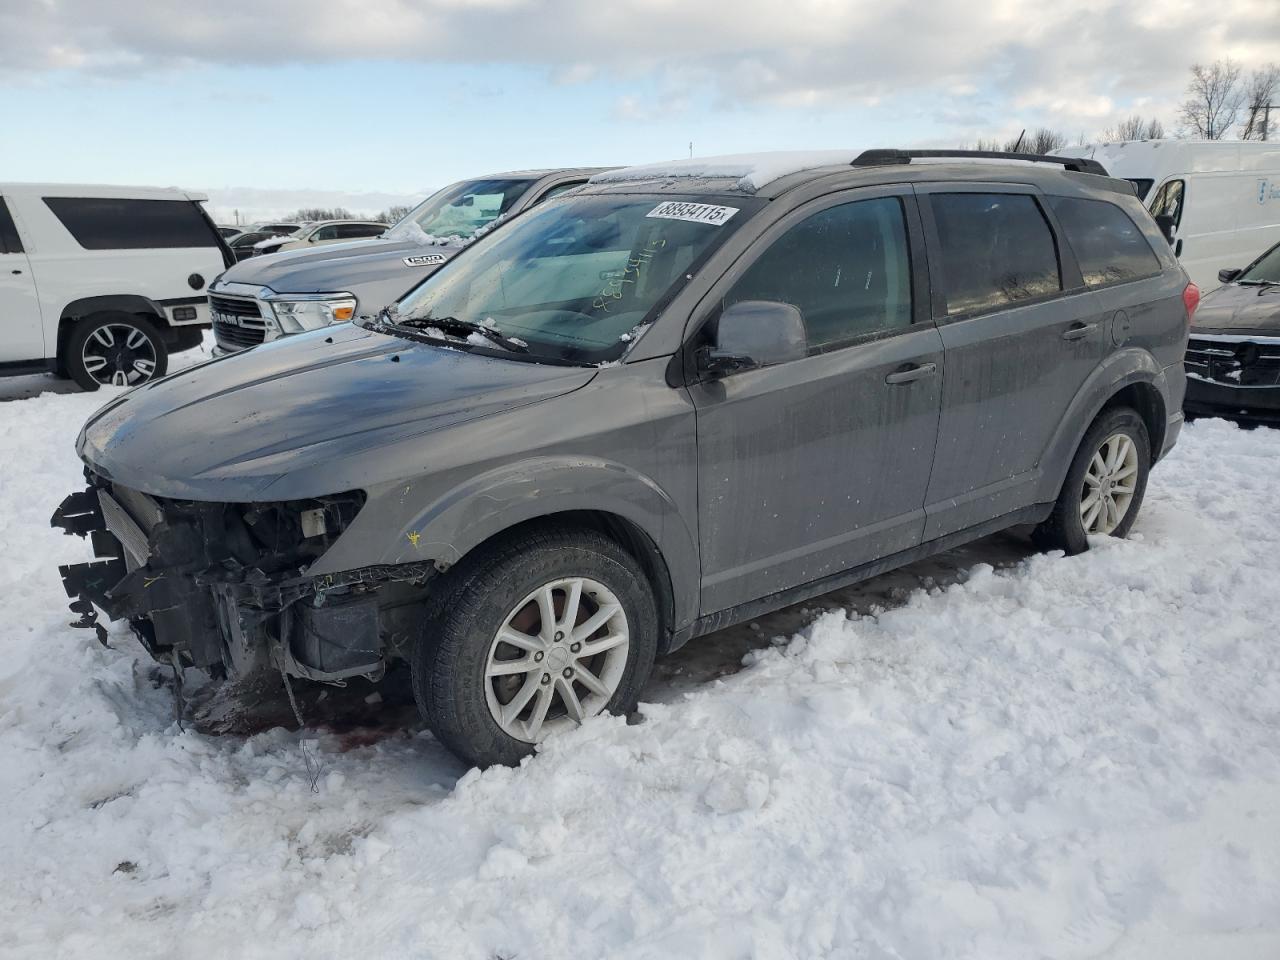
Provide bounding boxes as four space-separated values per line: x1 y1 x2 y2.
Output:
413 527 658 768
1033 405 1150 555
65 312 169 391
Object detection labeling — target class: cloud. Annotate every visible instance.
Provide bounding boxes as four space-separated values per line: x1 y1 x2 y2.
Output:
4 0 1279 139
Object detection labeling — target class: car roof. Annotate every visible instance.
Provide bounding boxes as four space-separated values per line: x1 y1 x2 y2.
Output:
463 167 617 182
0 182 209 203
584 150 1130 200
305 219 387 227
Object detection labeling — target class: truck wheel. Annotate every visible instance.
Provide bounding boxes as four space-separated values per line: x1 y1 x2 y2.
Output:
413 528 658 768
65 312 168 391
1033 406 1150 555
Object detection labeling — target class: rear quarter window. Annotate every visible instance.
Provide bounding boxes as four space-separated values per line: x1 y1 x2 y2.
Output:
1048 196 1162 288
43 197 221 250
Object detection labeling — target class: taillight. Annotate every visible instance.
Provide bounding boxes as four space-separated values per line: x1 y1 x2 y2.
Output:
1182 282 1200 325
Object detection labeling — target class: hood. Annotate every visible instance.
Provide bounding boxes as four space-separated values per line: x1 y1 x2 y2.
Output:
214 237 464 306
1192 283 1280 336
78 323 596 501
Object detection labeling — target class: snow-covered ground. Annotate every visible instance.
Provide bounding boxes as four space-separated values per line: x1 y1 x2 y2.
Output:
2 357 1279 958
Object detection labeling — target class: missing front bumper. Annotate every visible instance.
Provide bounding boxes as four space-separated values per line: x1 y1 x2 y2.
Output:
51 479 428 682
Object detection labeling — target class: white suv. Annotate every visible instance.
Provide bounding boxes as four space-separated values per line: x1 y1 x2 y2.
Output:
0 183 232 390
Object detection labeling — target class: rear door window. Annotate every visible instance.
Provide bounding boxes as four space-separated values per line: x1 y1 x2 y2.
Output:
929 193 1062 317
43 197 221 250
1048 196 1162 287
0 198 23 253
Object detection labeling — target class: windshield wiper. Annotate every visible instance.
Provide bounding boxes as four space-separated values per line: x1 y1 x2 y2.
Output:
1238 279 1280 286
381 312 529 353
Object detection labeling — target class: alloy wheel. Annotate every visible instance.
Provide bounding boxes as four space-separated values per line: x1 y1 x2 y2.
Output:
483 576 630 743
1080 432 1139 535
81 323 158 387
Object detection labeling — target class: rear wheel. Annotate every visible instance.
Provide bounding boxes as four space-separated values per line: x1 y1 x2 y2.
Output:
413 528 658 768
1034 406 1150 554
65 312 168 391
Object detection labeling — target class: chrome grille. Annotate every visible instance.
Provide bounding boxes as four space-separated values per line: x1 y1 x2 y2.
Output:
209 293 268 351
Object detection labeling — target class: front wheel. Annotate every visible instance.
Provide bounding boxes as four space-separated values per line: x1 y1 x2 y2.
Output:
1034 406 1150 554
413 528 658 768
65 312 168 391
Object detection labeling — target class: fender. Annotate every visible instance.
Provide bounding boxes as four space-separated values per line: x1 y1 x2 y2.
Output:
60 294 168 323
1033 347 1168 504
310 455 701 631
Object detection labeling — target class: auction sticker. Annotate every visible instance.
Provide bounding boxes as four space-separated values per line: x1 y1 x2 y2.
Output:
404 254 448 267
646 201 739 226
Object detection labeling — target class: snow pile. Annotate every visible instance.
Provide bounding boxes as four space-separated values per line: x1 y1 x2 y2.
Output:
387 214 507 248
590 151 858 192
2 382 1280 957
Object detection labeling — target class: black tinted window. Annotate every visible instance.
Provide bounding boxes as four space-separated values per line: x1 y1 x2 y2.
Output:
1049 196 1161 287
44 197 220 250
336 223 384 239
0 198 22 253
931 193 1062 316
724 197 912 349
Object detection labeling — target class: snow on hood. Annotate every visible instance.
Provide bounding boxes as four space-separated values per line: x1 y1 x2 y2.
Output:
590 151 859 193
385 213 508 248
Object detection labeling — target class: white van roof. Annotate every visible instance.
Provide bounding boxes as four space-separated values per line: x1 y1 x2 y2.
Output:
1062 140 1280 176
0 182 209 203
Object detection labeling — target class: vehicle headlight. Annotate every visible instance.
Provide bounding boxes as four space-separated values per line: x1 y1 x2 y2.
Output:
264 295 357 334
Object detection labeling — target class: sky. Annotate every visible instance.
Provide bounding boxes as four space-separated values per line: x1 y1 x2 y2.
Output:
3 0 1279 221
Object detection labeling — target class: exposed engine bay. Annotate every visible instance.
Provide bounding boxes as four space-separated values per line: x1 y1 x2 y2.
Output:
51 471 434 686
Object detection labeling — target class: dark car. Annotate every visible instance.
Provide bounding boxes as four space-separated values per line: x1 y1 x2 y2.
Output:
1183 241 1280 421
226 229 291 262
54 149 1192 768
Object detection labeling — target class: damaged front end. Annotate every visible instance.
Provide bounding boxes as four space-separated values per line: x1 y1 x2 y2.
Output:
51 472 434 685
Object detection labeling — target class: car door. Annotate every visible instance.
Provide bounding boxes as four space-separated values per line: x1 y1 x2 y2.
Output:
915 185 1104 540
685 188 943 614
0 196 44 363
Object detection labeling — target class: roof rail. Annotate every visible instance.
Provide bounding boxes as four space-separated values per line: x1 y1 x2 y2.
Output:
852 149 1109 177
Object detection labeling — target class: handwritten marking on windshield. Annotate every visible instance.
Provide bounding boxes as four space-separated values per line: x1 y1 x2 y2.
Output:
593 237 666 313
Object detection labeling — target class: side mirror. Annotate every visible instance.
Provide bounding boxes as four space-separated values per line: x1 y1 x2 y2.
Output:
1153 214 1177 245
1219 267 1242 284
697 300 807 378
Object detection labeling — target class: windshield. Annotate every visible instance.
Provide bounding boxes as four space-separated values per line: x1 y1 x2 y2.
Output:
1238 242 1280 284
385 177 538 243
374 193 760 365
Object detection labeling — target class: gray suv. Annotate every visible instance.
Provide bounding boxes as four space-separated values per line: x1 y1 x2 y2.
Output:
53 149 1192 768
206 168 609 354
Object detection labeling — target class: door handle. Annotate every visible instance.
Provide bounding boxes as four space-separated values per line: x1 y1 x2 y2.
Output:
1174 238 1183 258
1061 322 1097 341
884 362 937 385
10 269 20 275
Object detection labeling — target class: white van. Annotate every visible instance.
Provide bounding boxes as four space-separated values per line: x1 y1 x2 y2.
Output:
0 183 231 390
1063 140 1280 291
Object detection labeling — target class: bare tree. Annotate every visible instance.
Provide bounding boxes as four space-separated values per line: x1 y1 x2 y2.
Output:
1101 115 1166 141
1179 60 1246 139
288 206 355 222
377 204 413 224
966 129 1068 154
1240 63 1280 140
1022 128 1068 154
